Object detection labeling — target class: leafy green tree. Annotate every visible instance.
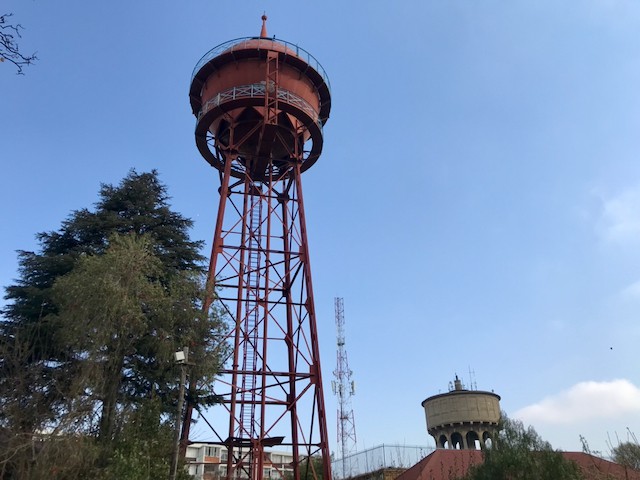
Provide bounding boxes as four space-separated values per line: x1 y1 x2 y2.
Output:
1 170 204 430
301 456 325 480
464 416 583 480
96 397 191 480
611 441 640 471
0 171 224 478
50 233 218 442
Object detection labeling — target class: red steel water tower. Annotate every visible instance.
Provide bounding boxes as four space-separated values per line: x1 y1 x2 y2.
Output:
187 16 332 480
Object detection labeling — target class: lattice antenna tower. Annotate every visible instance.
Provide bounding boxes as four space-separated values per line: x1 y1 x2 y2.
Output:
332 298 357 477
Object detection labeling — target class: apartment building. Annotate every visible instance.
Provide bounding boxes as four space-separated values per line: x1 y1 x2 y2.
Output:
186 443 295 480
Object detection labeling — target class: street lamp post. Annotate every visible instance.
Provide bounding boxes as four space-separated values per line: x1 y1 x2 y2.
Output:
170 347 189 480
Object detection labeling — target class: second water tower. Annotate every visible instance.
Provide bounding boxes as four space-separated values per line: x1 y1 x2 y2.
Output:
422 376 501 450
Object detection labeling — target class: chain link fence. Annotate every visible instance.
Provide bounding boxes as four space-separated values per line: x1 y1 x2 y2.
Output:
332 444 434 479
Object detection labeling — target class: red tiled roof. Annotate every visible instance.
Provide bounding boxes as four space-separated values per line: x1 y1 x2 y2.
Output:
395 449 640 480
396 450 483 480
562 451 640 480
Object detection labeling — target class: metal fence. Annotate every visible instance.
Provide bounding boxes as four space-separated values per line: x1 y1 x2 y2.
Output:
191 36 331 91
197 83 321 129
332 444 434 479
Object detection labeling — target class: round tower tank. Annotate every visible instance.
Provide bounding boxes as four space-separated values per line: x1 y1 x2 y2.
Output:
189 17 331 180
422 390 501 428
422 378 501 450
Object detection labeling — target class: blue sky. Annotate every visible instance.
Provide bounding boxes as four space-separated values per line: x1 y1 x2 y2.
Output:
2 0 640 457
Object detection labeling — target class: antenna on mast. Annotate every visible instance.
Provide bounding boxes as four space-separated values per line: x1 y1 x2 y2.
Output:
333 297 357 479
468 366 477 391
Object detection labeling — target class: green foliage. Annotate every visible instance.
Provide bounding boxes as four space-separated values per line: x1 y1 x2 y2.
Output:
464 416 583 480
611 441 640 471
50 233 218 441
0 432 101 480
288 455 325 480
4 169 202 325
302 456 325 480
0 171 221 479
96 398 191 480
1 170 207 428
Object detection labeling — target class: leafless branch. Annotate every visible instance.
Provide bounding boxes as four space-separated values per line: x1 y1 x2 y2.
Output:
1 13 37 75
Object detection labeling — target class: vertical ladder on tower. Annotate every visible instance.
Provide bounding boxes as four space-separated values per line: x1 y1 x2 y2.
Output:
239 190 263 444
264 51 279 125
256 51 279 175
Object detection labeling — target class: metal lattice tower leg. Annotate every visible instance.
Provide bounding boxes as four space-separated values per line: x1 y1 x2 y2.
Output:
198 156 330 480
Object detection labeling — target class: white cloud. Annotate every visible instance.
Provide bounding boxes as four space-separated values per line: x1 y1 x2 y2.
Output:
596 187 640 244
620 280 640 299
514 379 640 425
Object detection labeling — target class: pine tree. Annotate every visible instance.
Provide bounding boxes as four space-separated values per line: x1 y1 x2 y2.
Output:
0 171 224 478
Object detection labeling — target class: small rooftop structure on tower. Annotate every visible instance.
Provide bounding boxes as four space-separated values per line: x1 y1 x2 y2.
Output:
421 376 501 450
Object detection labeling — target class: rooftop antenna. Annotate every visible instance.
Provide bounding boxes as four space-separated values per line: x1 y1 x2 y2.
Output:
468 367 477 391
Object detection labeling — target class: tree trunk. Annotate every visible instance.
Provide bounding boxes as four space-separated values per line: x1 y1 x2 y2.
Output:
98 353 125 443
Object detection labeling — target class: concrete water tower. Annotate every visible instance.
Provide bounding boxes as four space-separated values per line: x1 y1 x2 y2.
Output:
183 16 332 480
422 376 501 450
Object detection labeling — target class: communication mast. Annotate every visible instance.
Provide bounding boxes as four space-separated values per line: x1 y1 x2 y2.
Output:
184 16 332 480
332 298 357 478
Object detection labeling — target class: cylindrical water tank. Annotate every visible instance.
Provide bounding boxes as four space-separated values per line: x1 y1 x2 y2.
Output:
422 378 501 450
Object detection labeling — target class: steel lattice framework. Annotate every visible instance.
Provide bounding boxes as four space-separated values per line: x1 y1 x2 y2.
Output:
184 25 332 480
199 155 329 480
333 298 357 479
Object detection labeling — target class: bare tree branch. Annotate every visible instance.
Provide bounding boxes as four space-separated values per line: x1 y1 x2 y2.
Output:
1 13 37 75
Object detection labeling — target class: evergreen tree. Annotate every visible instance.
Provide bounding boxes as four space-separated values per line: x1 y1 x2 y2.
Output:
0 171 223 478
4 169 202 326
51 234 217 441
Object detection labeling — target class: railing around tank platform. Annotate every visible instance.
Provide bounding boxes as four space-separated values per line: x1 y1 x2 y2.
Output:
191 36 331 92
197 83 323 132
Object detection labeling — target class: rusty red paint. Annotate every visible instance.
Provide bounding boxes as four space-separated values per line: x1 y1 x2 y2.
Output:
183 26 332 480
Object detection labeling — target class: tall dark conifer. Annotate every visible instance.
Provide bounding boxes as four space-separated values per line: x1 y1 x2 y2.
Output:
4 170 202 321
0 171 221 478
